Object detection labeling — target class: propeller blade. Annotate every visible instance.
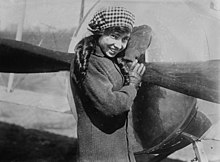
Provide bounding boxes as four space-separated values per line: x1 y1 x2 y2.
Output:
0 38 72 73
142 60 220 103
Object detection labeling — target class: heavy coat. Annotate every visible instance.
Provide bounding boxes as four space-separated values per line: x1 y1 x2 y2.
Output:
70 45 138 162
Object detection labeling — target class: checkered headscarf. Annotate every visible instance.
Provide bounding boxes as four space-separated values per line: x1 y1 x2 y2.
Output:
88 6 135 33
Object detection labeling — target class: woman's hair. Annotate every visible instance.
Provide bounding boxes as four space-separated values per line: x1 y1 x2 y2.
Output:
102 26 132 36
74 26 130 86
74 35 98 85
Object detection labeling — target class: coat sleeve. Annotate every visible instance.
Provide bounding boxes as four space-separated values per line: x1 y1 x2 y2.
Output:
82 59 137 117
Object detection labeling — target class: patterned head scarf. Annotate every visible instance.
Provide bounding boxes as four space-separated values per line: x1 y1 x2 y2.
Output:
88 6 135 33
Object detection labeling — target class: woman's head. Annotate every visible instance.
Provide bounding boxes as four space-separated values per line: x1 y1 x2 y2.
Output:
88 6 135 58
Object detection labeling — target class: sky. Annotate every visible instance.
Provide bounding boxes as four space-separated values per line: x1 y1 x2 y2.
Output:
0 0 97 31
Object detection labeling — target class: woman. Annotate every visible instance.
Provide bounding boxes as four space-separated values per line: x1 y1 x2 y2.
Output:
70 6 146 162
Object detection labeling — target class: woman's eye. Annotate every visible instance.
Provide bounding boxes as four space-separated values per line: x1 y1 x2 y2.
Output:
110 34 118 39
122 37 129 42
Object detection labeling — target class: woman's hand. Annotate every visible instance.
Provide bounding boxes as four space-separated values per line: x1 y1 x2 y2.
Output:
129 59 146 88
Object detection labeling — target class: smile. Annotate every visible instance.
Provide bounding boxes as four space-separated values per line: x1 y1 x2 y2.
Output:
109 48 119 54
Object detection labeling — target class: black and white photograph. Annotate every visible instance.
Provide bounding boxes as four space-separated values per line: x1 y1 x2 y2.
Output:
0 0 219 161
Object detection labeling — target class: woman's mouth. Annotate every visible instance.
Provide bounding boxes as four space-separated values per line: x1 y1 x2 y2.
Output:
109 48 119 54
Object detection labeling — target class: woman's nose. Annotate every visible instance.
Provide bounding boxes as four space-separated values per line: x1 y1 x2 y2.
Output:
114 40 123 49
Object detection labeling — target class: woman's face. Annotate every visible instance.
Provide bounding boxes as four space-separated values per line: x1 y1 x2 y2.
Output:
99 31 130 58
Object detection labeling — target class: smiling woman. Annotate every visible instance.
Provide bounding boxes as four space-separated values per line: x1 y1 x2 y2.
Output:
71 6 146 162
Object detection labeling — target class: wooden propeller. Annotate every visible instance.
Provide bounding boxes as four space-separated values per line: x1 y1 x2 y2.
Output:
0 38 219 103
